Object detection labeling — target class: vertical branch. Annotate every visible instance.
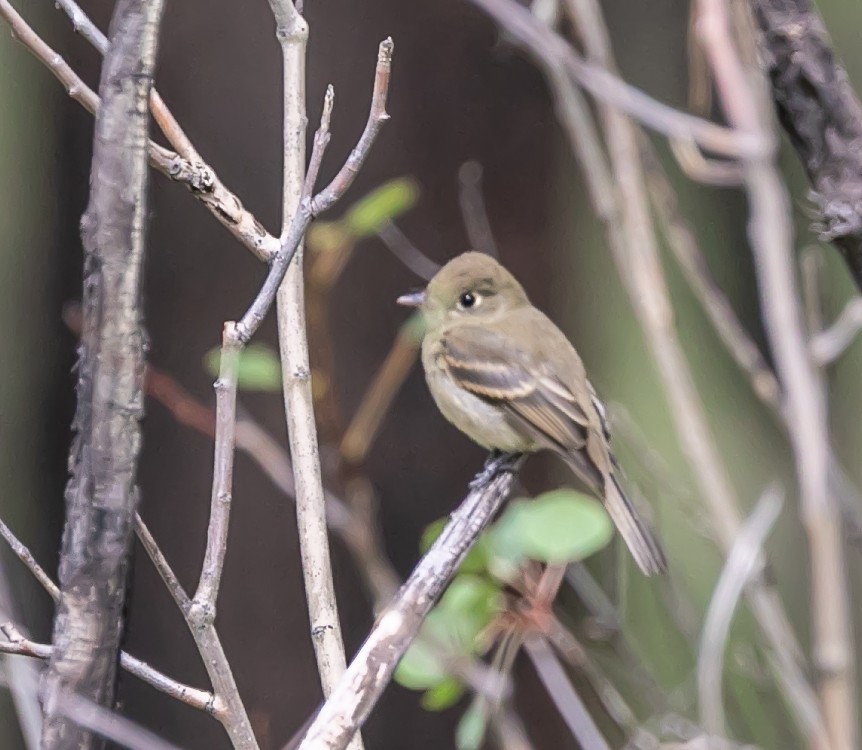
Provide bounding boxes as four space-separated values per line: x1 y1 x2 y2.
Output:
696 3 857 748
265 3 357 741
42 1 165 747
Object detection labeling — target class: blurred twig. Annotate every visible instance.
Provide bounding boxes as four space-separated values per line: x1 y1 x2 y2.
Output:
810 297 862 366
376 222 441 281
469 0 825 742
458 161 499 257
524 637 611 750
696 3 856 747
697 486 784 740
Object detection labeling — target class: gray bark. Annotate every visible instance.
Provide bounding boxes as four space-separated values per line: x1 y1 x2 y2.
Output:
42 1 165 747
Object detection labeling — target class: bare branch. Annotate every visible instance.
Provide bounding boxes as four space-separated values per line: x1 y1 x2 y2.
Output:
458 161 499 258
190 324 242 616
471 0 824 740
297 455 521 750
696 2 857 747
810 297 862 365
640 139 783 414
523 638 610 750
0 623 219 716
469 0 764 158
265 7 356 742
41 1 165 745
697 487 784 739
375 222 440 281
235 38 393 343
752 0 862 289
4 0 280 261
0 518 59 601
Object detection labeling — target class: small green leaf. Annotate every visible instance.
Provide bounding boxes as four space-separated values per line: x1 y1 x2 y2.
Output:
401 313 428 345
394 631 448 689
421 677 464 711
456 703 489 750
204 343 282 392
489 489 613 564
342 178 420 238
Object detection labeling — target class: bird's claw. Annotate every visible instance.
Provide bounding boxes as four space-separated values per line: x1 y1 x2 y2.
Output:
469 451 521 490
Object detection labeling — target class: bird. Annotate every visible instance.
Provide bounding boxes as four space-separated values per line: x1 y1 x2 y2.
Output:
397 251 667 576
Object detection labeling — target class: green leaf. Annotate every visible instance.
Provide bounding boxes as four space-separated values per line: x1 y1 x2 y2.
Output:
421 677 464 711
394 625 449 689
342 177 420 238
489 488 613 564
204 343 282 392
456 703 488 750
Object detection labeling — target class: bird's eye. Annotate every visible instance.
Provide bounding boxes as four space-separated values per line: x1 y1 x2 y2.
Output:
458 291 479 310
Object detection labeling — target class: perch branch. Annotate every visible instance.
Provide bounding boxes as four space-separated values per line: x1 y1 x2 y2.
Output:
297 457 521 750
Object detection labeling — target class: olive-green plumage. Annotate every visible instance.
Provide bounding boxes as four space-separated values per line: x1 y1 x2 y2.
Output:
400 251 666 576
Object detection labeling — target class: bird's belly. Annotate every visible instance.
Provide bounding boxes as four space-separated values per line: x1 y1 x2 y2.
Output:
426 369 534 453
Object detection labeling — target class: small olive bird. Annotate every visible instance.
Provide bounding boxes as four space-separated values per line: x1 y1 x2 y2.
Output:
398 251 666 576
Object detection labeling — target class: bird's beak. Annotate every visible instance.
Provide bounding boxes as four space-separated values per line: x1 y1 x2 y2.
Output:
396 290 426 308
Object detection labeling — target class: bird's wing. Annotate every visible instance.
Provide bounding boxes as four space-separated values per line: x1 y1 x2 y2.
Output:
438 323 596 460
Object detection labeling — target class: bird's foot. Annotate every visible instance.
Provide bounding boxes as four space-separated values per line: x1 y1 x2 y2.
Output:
469 450 522 490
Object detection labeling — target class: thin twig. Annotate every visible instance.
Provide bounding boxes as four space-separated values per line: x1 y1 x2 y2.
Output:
470 0 764 159
640 139 782 414
235 38 393 343
339 316 423 464
51 688 183 750
523 638 611 750
0 622 219 715
190 324 242 618
697 487 784 740
9 0 280 261
0 518 219 714
810 297 862 365
0 519 59 601
375 222 440 281
458 161 499 258
135 512 258 750
696 3 857 748
297 456 522 750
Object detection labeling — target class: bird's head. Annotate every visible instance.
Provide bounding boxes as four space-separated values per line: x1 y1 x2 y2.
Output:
397 251 529 330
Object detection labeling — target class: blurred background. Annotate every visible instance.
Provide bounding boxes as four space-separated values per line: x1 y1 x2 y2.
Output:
1 0 861 748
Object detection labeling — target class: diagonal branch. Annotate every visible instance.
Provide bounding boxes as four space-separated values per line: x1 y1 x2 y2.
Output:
297 455 522 750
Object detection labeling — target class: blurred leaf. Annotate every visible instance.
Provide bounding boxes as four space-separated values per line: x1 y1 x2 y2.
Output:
204 343 282 392
401 312 427 345
342 177 420 238
489 488 613 564
456 703 488 750
420 518 490 575
437 575 501 652
421 677 464 711
394 614 449 689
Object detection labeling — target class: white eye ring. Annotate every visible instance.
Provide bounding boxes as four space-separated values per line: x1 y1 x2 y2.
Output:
457 291 481 310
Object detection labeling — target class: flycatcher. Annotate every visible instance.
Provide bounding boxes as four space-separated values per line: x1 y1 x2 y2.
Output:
398 251 666 576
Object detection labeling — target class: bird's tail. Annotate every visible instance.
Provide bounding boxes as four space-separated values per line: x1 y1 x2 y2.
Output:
602 474 667 576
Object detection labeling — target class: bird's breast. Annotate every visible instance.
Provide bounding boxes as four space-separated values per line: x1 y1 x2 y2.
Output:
423 351 535 453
